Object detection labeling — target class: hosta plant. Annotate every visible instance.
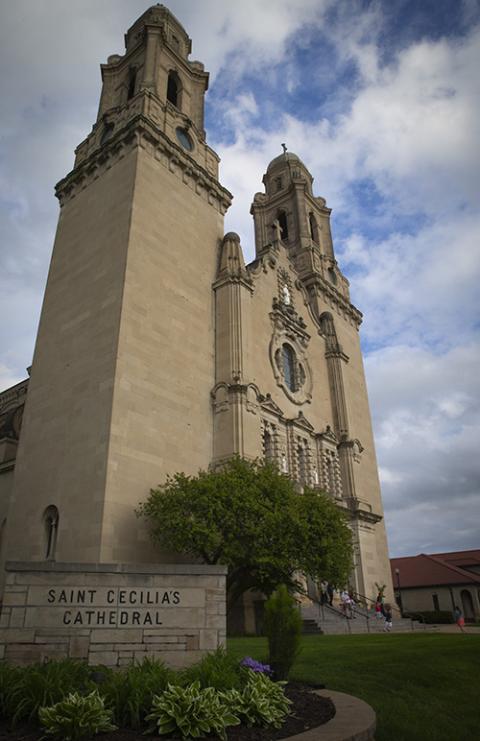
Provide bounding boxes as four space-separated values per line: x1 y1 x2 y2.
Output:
145 681 240 740
224 670 292 729
39 690 117 740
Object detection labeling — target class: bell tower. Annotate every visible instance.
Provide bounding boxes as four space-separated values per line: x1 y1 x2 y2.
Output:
4 6 231 566
245 150 391 599
251 151 343 291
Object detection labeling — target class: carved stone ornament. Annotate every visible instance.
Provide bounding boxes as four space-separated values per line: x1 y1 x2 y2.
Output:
269 329 312 405
318 424 338 445
352 438 364 462
259 393 285 418
210 382 261 416
289 411 315 433
270 297 309 348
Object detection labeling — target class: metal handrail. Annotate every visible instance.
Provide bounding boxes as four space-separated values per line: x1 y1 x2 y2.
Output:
310 598 371 633
305 593 427 633
352 590 402 615
352 590 427 630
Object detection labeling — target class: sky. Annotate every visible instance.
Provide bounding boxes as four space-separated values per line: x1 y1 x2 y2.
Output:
1 0 479 558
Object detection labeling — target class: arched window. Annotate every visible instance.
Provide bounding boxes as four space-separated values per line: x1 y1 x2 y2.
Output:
167 70 181 108
297 445 307 485
127 67 137 100
319 312 337 343
325 457 333 495
309 212 318 242
461 589 475 621
263 429 274 461
277 210 289 241
43 505 59 561
282 344 296 391
100 122 114 146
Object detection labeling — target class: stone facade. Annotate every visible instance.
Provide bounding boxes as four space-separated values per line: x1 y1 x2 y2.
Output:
0 5 394 626
0 562 226 667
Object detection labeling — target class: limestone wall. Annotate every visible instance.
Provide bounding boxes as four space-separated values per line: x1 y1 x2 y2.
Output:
0 562 226 668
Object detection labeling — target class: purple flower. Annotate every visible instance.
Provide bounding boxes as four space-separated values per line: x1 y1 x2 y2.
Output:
240 656 272 675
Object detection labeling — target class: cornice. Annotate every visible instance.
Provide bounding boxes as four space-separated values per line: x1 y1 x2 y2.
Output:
325 349 350 363
303 273 363 328
0 379 29 413
56 114 232 214
345 497 383 524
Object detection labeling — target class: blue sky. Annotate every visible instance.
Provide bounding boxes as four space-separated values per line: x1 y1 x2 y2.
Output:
1 0 479 557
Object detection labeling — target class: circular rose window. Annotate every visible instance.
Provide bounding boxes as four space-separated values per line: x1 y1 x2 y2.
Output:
270 335 312 405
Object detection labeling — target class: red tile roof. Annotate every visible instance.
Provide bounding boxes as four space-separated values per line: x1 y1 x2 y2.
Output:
390 550 480 588
433 549 480 569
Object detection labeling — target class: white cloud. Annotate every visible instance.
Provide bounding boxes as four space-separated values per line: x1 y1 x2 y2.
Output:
183 0 329 79
366 342 480 553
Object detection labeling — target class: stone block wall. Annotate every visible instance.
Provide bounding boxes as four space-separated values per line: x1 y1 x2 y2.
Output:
0 562 227 667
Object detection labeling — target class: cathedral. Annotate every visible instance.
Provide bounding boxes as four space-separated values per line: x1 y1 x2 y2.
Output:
0 6 393 626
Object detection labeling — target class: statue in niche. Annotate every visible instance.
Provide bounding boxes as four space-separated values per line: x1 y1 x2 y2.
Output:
281 453 288 472
313 467 319 485
272 219 282 242
281 283 291 306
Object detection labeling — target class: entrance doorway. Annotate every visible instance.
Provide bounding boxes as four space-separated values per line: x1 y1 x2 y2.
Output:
460 589 475 622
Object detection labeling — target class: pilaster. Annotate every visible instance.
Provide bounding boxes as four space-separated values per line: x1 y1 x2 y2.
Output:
142 25 163 91
212 234 257 464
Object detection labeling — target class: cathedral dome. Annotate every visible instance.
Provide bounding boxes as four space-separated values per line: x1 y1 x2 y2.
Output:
266 152 304 172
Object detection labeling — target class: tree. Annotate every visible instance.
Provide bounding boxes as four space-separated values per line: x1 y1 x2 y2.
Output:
138 457 353 613
264 585 303 680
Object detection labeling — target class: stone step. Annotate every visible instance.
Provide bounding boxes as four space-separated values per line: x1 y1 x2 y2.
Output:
300 603 433 635
301 603 430 635
302 618 323 635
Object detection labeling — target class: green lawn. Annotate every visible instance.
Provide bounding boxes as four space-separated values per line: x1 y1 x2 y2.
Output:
228 634 480 741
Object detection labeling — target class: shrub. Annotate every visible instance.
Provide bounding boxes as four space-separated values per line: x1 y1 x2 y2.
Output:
3 659 95 725
180 647 242 690
39 690 116 740
222 670 292 729
100 657 175 729
264 585 302 680
0 663 22 719
145 681 240 740
404 610 454 624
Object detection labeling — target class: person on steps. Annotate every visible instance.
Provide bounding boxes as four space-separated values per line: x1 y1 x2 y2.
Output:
383 603 393 632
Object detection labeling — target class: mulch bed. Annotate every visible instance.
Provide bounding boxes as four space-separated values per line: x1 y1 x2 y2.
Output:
0 683 335 740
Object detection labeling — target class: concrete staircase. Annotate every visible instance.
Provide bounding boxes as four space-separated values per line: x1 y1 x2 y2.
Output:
302 617 323 635
301 600 428 635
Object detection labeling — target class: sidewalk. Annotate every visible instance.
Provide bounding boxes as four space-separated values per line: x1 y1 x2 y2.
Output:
432 624 480 634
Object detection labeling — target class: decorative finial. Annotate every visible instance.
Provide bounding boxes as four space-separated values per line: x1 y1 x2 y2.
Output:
281 143 287 154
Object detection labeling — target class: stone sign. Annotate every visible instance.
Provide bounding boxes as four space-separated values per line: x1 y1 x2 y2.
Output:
0 562 227 667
